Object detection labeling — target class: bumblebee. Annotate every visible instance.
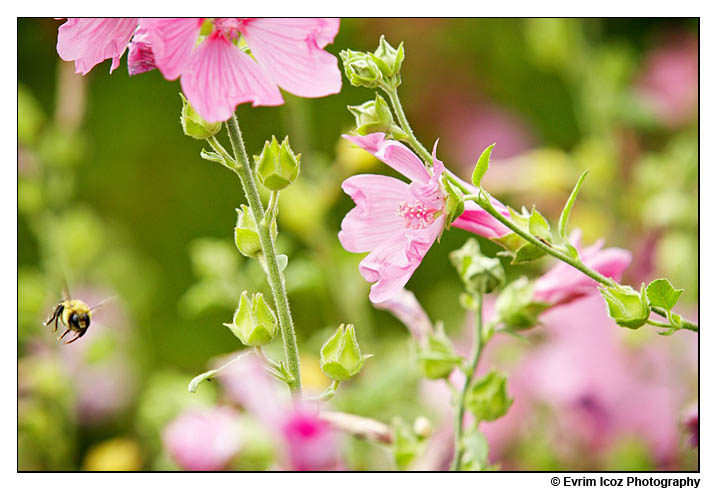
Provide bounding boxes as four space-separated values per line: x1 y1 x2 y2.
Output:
44 298 94 344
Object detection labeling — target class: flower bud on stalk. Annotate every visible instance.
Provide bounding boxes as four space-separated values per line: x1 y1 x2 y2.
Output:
348 94 406 139
320 324 371 381
449 239 505 294
234 205 277 258
224 291 278 346
340 49 384 89
600 283 650 329
179 93 221 140
254 136 300 191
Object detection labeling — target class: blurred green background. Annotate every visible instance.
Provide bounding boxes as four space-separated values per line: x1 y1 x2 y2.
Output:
18 18 697 471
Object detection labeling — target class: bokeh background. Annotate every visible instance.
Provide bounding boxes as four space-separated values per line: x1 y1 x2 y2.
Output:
18 18 697 471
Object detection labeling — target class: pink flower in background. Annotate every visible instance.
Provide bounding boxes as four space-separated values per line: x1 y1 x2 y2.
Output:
57 18 138 75
534 230 632 306
339 132 510 303
163 407 243 471
138 18 341 122
637 34 697 127
218 353 340 471
682 403 698 448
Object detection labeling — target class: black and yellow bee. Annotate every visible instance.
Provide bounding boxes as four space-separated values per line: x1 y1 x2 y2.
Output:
44 280 110 344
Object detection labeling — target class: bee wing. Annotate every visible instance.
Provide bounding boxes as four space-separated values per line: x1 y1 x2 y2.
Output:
89 295 117 313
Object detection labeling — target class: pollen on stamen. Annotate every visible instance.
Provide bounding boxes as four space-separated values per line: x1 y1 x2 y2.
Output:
397 201 437 229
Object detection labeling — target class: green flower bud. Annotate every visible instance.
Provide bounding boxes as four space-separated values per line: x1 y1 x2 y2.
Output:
465 370 513 422
254 136 300 191
416 323 462 379
348 94 404 137
233 205 277 258
339 49 383 89
224 291 278 346
371 35 405 79
179 93 221 139
495 277 548 330
600 283 650 329
320 324 371 381
449 239 505 294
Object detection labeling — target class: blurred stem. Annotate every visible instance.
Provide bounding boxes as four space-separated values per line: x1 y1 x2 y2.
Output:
224 115 302 396
451 291 484 471
383 85 434 166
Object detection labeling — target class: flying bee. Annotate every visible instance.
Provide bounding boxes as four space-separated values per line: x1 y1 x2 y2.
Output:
44 280 112 344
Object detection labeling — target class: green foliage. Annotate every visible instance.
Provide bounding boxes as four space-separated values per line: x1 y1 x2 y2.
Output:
465 370 513 423
558 170 589 239
495 277 548 330
442 175 465 230
472 143 495 187
449 238 505 294
646 278 683 312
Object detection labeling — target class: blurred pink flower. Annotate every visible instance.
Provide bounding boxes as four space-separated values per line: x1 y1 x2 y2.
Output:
534 230 632 306
139 18 341 122
339 132 509 303
57 18 138 75
480 294 695 468
218 353 341 471
682 403 698 448
163 407 243 471
637 34 697 126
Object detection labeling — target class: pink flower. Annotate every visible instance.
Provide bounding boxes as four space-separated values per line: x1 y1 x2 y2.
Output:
163 407 243 471
218 353 340 471
57 18 138 75
375 288 434 342
682 403 698 448
127 27 156 76
533 230 632 306
339 132 510 303
138 18 341 122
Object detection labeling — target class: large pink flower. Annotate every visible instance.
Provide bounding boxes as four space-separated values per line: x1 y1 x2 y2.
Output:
57 18 138 75
534 230 632 306
138 18 341 122
339 132 510 303
56 18 341 123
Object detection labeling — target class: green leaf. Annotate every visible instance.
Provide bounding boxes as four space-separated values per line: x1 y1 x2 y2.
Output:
600 283 650 329
528 206 552 242
442 175 465 229
558 170 589 239
471 143 495 187
465 370 513 422
646 278 683 311
511 243 546 264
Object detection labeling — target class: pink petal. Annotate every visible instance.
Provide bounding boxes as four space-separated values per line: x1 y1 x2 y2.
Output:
343 133 431 183
240 18 341 98
180 33 283 123
127 27 156 76
375 288 433 342
139 18 202 80
57 18 138 75
338 174 413 253
452 199 512 238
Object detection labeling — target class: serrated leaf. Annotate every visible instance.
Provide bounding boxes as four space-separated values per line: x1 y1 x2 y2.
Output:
558 170 589 239
471 143 495 187
646 278 683 311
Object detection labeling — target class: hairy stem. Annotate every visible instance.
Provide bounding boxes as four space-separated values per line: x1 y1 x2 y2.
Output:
384 86 434 165
225 115 302 396
451 291 484 471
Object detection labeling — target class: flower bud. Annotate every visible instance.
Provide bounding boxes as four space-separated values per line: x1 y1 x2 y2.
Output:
600 283 650 329
465 370 513 422
339 49 384 89
495 277 548 330
319 324 371 381
371 35 404 79
416 323 462 379
179 93 221 139
348 94 405 137
234 205 276 258
254 136 301 191
224 291 278 346
449 239 505 294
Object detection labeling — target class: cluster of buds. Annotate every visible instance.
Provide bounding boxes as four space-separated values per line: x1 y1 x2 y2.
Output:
340 36 404 90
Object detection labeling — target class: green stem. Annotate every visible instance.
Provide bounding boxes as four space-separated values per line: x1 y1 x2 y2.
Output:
224 115 302 396
451 291 484 471
650 306 698 332
647 319 673 329
383 86 434 165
